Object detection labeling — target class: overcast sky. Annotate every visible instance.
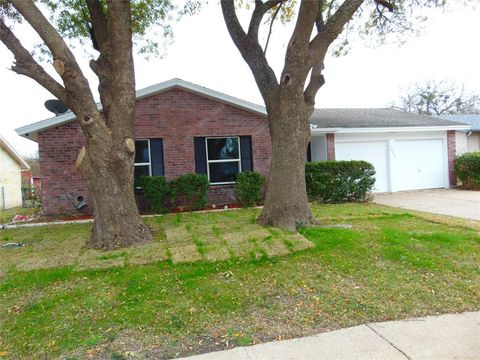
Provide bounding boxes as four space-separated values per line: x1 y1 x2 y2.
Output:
1 2 479 156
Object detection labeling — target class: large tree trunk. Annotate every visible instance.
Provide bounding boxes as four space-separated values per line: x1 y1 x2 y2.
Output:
86 160 150 250
75 113 152 250
258 98 315 230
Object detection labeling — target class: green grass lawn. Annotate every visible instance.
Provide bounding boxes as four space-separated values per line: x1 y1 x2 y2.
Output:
0 203 479 359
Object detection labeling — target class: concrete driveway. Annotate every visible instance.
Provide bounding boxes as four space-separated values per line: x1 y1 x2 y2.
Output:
373 189 480 220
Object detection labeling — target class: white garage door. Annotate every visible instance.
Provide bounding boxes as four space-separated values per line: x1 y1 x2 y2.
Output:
393 139 444 191
335 141 389 192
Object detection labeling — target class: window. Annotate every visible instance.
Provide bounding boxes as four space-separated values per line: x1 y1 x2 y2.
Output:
206 137 241 184
134 139 151 179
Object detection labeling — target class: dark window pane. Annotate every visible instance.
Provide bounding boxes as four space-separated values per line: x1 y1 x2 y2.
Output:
209 161 239 183
207 137 239 160
135 140 150 163
134 165 150 179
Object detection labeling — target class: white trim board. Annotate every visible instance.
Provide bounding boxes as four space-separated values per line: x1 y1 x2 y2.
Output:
310 125 470 134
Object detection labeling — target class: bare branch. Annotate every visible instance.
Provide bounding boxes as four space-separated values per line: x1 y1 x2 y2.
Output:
264 1 284 55
248 0 283 41
0 18 66 101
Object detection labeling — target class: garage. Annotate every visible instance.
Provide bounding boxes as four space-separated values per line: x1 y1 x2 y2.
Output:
393 139 445 191
336 137 446 193
308 108 470 193
335 141 389 192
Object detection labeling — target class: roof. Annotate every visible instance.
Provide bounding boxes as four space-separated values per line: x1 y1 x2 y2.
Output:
16 80 470 141
438 114 480 131
16 78 267 141
309 108 470 133
0 134 30 170
310 108 468 128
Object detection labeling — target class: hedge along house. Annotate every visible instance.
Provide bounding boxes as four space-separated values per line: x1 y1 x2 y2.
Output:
16 79 469 215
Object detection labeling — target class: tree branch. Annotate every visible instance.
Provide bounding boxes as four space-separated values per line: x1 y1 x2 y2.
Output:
285 0 318 61
10 0 98 116
221 0 278 106
85 1 114 123
85 0 110 54
0 18 66 102
374 0 394 12
303 0 327 107
315 0 325 32
303 59 326 107
103 0 135 136
264 1 283 55
309 0 364 60
248 0 283 41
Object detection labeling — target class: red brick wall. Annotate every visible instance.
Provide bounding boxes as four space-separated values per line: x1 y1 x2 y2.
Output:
326 133 335 160
38 88 271 215
447 130 457 187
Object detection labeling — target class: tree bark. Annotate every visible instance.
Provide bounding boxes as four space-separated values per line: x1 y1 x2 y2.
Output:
258 91 314 230
73 111 151 250
82 151 150 250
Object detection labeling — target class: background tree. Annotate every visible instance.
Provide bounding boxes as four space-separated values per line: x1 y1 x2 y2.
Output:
0 0 197 249
222 0 449 230
394 80 480 115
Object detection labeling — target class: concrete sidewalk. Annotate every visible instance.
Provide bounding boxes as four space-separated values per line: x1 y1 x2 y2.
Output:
179 312 480 360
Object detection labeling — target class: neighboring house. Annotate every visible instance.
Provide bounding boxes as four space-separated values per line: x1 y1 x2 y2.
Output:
16 79 468 215
21 157 41 199
0 134 30 209
438 114 480 155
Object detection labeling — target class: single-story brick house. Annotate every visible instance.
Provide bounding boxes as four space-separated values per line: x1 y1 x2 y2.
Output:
16 79 469 215
0 134 30 209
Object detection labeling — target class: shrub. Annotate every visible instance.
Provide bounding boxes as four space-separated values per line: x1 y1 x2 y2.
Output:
170 173 209 210
455 152 480 189
236 171 265 207
305 160 375 203
137 176 170 213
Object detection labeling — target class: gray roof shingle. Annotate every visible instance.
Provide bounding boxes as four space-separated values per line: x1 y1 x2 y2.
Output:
309 108 467 128
439 114 480 131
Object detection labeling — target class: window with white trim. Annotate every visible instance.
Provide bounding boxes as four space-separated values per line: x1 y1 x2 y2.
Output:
134 139 151 179
206 137 241 184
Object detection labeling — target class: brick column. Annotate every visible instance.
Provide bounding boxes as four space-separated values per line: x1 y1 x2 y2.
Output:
447 130 457 187
326 133 335 160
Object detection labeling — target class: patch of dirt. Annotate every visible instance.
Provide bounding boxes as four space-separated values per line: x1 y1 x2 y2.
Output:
170 244 202 264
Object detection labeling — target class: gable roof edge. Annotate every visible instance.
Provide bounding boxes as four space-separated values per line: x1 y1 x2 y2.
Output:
0 134 30 170
15 78 267 141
